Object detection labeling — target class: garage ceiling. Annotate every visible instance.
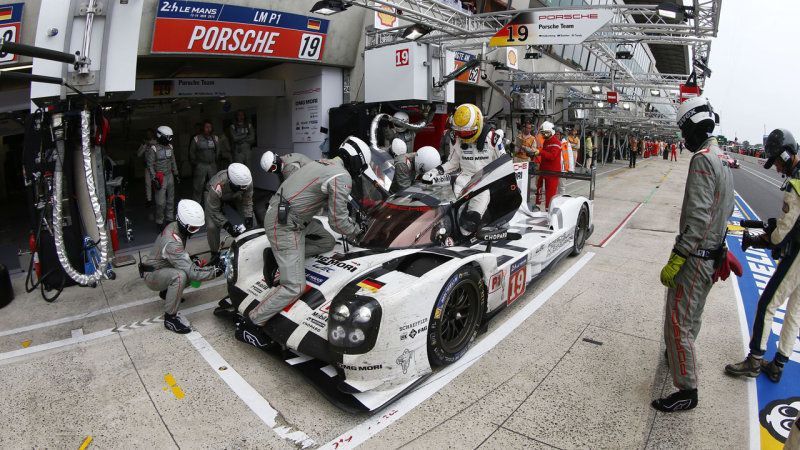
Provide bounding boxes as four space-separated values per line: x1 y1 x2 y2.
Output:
136 56 282 79
622 0 690 75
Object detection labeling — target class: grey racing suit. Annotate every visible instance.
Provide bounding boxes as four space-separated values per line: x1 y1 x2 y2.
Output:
279 152 313 181
146 143 178 225
143 222 218 314
748 169 800 364
440 128 505 217
189 134 220 202
138 138 157 202
246 158 358 326
390 152 417 194
205 170 254 254
385 127 416 152
230 122 255 165
663 137 734 390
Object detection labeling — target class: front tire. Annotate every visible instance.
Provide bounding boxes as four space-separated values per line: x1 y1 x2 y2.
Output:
427 266 486 367
570 203 589 256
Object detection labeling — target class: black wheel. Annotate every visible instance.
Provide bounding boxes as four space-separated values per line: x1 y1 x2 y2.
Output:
427 266 486 367
570 204 589 256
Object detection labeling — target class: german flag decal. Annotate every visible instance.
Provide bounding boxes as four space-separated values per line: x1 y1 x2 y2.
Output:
488 12 534 47
357 278 385 293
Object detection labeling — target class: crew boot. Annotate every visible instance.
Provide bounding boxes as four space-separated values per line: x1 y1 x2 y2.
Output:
651 389 698 412
761 358 784 383
724 354 762 378
163 313 191 334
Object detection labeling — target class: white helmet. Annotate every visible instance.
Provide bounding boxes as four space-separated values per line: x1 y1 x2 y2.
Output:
393 111 409 123
335 136 372 179
177 199 204 234
540 121 555 134
676 96 718 129
156 125 173 144
227 163 252 188
415 146 441 173
391 138 407 156
260 151 277 173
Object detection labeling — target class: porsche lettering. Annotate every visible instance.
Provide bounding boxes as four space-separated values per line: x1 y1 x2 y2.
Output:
187 26 279 54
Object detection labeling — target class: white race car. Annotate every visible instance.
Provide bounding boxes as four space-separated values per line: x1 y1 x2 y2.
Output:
217 156 593 411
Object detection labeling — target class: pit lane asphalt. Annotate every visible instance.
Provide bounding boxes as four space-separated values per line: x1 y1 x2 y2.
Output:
731 155 786 220
0 155 751 448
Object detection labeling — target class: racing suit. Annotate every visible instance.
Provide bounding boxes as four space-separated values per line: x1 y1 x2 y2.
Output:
189 134 220 202
137 138 157 203
664 137 734 391
246 158 358 326
230 122 255 165
748 167 800 365
390 152 416 194
143 222 218 315
278 152 313 182
558 139 574 195
386 127 416 152
536 135 562 209
205 170 254 254
146 142 178 226
441 128 505 218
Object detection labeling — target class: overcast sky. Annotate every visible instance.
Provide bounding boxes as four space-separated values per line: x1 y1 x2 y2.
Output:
702 1 800 144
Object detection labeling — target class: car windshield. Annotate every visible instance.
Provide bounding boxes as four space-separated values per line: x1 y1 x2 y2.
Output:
357 184 454 249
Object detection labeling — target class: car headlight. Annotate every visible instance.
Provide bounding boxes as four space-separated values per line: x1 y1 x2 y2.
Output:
328 295 382 355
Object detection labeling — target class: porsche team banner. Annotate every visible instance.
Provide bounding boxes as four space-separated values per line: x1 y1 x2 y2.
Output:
152 1 329 61
489 9 612 47
0 3 24 64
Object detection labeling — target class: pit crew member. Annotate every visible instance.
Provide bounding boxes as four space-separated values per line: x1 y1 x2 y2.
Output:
534 121 562 210
205 163 254 265
146 126 180 231
229 110 255 165
189 120 225 202
260 150 313 183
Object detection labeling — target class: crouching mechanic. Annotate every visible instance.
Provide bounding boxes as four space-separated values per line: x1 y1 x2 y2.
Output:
206 163 254 265
652 97 734 412
391 144 441 193
234 136 371 349
725 128 800 383
422 103 504 233
141 200 223 334
260 150 312 183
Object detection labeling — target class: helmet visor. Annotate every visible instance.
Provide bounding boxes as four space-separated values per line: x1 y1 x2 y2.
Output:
456 129 478 140
186 224 201 234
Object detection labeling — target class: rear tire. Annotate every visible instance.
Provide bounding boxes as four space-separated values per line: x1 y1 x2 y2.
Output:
570 204 589 256
427 266 485 367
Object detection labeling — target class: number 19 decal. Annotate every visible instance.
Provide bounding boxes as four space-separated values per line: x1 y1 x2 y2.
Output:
298 34 323 60
507 256 528 305
506 24 529 43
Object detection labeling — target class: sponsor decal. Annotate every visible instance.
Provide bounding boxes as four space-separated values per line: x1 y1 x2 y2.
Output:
357 278 385 293
246 278 270 297
482 230 508 241
152 0 328 61
728 194 800 448
336 363 383 371
507 256 528 305
489 271 504 293
546 228 575 257
309 262 336 273
314 255 359 273
305 269 329 286
396 349 414 374
0 3 23 65
399 318 428 332
454 51 480 84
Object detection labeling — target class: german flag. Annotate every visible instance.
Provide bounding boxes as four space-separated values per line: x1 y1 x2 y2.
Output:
357 278 384 293
307 18 321 31
488 12 534 47
0 7 13 22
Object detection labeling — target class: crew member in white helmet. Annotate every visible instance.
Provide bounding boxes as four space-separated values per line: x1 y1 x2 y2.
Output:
205 163 254 265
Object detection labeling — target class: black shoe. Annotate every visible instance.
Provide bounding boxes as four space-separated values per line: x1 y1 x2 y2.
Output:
761 359 784 383
263 248 279 288
163 313 191 334
651 389 698 412
725 354 762 378
234 317 275 351
213 297 237 319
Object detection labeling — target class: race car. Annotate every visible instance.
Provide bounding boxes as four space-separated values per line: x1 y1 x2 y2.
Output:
719 152 741 168
217 155 593 411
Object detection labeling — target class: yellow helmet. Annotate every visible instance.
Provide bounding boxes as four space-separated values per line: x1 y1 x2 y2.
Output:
452 103 483 144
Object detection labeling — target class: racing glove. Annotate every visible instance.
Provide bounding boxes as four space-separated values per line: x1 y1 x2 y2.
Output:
244 217 254 230
223 222 237 236
659 251 686 289
233 224 246 235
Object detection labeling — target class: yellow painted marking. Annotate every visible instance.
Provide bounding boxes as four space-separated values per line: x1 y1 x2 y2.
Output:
164 373 185 400
21 340 31 348
78 436 93 450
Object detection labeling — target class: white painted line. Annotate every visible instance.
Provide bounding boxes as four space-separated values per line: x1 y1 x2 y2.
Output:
731 272 760 450
320 365 337 377
319 252 595 450
70 328 84 338
0 279 226 338
286 355 314 366
185 331 315 449
740 165 782 188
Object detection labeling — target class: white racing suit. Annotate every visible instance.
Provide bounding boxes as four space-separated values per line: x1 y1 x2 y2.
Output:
246 158 359 326
440 128 505 224
205 170 254 254
143 222 218 314
748 172 800 364
664 137 734 390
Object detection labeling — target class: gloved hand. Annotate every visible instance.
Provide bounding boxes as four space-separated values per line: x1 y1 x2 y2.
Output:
233 224 246 236
223 221 235 235
660 251 686 289
244 217 254 230
421 170 438 184
765 217 777 235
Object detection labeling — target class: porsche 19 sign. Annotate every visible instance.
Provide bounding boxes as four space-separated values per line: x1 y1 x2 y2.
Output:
152 1 329 61
489 9 612 46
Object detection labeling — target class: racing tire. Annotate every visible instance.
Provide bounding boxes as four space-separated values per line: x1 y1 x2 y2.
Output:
427 266 486 367
570 203 589 256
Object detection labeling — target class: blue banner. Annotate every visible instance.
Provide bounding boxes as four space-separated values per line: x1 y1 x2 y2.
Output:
156 0 329 33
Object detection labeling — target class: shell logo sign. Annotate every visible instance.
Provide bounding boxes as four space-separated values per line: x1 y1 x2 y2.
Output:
374 4 398 30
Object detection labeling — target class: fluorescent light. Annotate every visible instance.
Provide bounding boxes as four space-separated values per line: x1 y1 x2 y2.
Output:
596 102 604 108
591 85 602 94
0 64 33 72
310 0 346 15
402 24 432 40
623 103 630 110
650 89 661 96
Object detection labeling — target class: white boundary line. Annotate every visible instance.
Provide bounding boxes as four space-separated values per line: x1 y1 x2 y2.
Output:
319 252 595 450
731 269 760 450
740 165 782 188
0 279 226 338
185 331 316 449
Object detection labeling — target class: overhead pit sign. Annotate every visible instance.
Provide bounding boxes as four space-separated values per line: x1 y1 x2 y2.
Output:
152 1 329 61
489 9 612 47
0 3 24 64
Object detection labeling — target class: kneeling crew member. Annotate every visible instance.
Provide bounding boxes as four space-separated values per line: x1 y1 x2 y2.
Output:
141 200 223 334
653 97 733 413
391 144 442 193
725 128 800 383
206 163 254 265
235 136 371 348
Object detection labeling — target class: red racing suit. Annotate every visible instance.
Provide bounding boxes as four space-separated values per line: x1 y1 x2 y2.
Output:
535 135 562 209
